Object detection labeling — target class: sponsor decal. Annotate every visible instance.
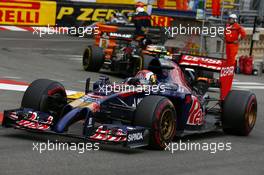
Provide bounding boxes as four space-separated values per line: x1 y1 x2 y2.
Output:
0 0 56 26
126 128 145 145
127 132 143 142
151 15 174 27
16 111 53 130
0 1 174 26
182 55 222 65
56 3 173 27
220 66 234 77
109 32 132 38
187 96 204 125
56 4 134 26
180 55 223 70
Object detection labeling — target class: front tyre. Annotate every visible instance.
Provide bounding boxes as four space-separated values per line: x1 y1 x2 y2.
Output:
21 79 67 117
134 96 176 149
222 90 257 136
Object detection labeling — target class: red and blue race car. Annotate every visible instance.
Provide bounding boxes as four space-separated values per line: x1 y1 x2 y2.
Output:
2 52 257 149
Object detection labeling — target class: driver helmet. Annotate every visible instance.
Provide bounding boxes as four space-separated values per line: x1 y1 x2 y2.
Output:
135 70 157 85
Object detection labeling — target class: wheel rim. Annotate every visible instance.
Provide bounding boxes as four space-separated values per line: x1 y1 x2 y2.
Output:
246 102 256 129
160 109 175 140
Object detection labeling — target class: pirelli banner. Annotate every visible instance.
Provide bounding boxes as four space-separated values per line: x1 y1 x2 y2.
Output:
0 0 57 26
0 0 173 27
56 2 135 27
56 1 173 27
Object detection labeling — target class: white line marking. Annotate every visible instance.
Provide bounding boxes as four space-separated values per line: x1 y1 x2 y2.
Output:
0 38 88 42
78 80 96 84
0 26 27 31
2 76 22 79
43 54 82 58
67 57 82 61
0 84 27 92
0 83 79 95
49 79 65 82
232 82 264 86
233 86 264 90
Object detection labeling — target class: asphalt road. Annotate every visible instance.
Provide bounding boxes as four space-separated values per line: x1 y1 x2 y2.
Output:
0 31 264 175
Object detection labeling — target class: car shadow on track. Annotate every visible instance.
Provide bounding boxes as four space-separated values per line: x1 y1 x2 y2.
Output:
0 129 146 154
175 131 226 142
1 129 230 154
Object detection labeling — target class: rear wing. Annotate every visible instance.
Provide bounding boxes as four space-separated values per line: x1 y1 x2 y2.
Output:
96 23 134 40
95 23 165 44
179 54 235 100
179 55 224 72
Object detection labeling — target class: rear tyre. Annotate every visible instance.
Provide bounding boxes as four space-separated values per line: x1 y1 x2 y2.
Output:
134 96 176 149
222 90 257 136
83 46 104 72
21 79 67 117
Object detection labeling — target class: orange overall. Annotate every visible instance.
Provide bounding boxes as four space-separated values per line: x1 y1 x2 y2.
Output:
220 23 246 100
224 23 246 66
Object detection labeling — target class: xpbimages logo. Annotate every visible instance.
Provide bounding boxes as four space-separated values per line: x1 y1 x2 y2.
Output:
164 24 231 38
98 82 166 95
165 140 232 154
32 140 100 154
32 24 99 37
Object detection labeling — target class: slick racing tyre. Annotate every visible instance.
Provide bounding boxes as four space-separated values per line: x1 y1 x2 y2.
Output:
134 96 176 149
222 90 257 136
21 79 67 117
83 46 104 72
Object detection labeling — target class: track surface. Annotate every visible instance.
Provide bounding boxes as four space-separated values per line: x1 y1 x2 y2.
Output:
0 31 264 175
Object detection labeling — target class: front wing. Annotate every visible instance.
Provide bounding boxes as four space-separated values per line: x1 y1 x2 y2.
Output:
2 108 149 148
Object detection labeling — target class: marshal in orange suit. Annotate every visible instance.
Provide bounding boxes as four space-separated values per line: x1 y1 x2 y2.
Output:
224 14 246 66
